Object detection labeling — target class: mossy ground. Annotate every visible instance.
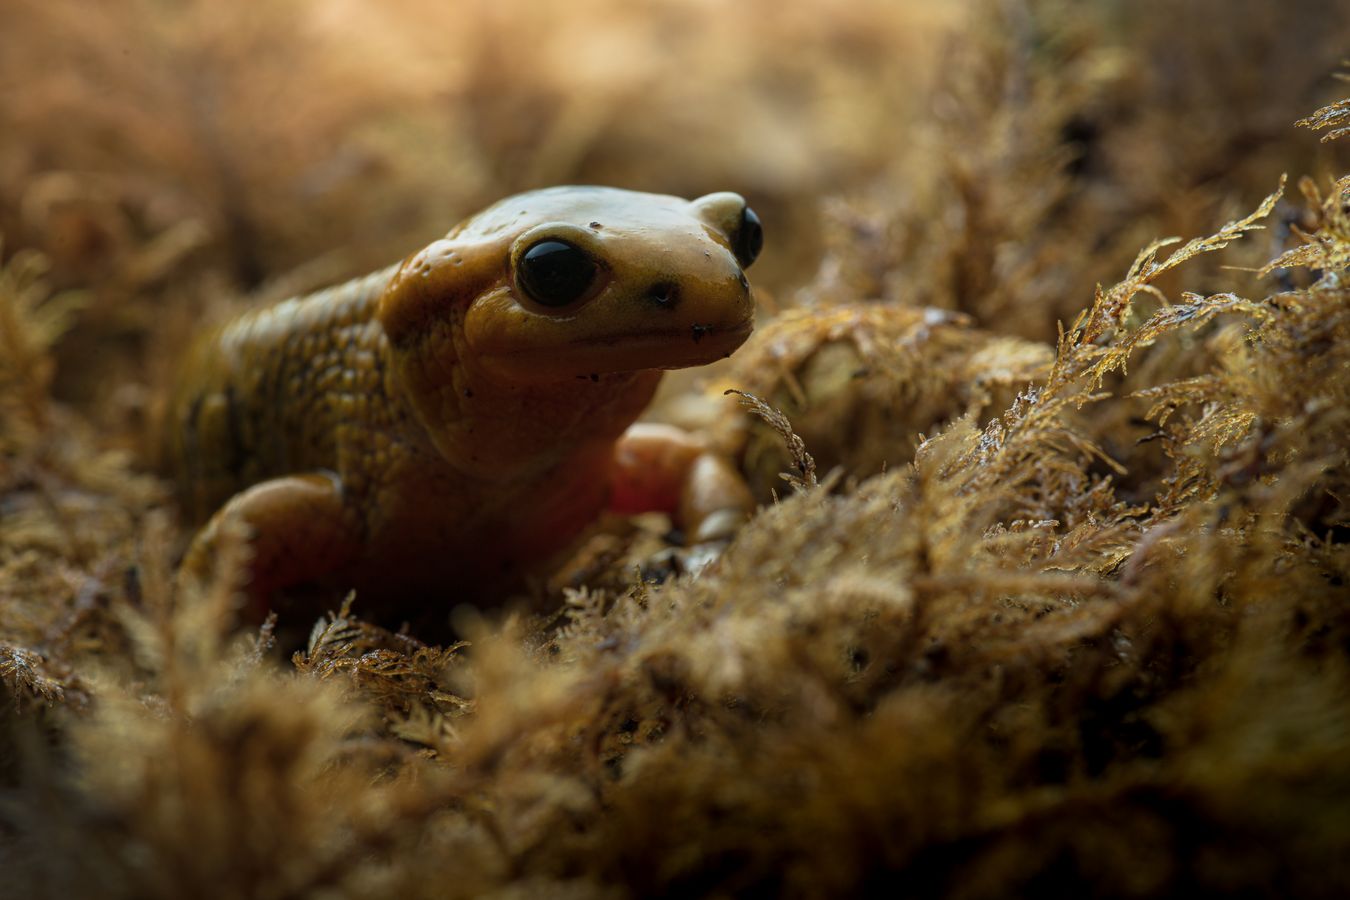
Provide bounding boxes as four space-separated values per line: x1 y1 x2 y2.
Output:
2 1 1349 897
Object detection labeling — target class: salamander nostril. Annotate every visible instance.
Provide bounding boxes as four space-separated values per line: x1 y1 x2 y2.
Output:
647 281 680 309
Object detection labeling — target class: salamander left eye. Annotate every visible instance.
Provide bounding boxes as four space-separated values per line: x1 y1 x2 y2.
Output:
517 239 598 308
733 206 763 268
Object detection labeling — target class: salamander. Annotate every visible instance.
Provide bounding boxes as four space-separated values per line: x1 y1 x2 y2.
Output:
165 186 761 612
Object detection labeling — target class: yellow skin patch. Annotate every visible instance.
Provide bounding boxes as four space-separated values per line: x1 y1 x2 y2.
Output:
166 187 759 611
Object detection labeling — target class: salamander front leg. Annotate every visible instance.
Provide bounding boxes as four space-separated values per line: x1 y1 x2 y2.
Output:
610 423 755 542
180 473 361 618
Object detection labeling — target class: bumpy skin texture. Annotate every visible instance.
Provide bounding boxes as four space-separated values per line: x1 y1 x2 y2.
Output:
166 187 759 608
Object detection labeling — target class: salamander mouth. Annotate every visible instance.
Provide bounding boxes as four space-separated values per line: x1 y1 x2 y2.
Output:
479 321 754 380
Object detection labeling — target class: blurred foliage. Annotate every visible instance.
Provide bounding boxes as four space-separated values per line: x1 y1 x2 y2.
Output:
3 0 1350 896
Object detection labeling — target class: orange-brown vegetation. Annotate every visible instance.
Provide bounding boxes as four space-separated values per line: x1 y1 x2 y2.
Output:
2 0 1349 896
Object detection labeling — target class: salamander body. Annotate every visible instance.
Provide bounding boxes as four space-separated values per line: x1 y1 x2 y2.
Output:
166 186 761 609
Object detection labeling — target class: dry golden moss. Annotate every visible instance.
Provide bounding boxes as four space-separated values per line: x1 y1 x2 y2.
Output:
3 1 1350 897
717 304 1052 501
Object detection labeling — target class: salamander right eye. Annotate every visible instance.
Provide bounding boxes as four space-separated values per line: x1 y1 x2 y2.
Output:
517 239 598 308
733 206 763 268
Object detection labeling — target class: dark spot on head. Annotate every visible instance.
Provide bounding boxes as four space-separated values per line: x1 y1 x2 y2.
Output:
647 281 679 309
589 373 600 382
691 323 711 343
589 221 603 230
463 387 474 398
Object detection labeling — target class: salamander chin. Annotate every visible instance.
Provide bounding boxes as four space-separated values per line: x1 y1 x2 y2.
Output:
475 321 755 381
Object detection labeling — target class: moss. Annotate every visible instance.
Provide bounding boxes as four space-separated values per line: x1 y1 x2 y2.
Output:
2 1 1349 897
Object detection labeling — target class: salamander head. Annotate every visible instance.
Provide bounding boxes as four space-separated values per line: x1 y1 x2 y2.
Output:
379 186 760 382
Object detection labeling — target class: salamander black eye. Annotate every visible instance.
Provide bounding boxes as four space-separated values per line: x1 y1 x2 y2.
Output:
733 206 763 268
517 239 598 308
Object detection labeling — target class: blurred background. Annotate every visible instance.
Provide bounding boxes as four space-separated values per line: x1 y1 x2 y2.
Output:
2 0 1347 423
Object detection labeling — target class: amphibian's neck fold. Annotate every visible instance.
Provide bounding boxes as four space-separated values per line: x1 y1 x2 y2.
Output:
394 327 661 483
